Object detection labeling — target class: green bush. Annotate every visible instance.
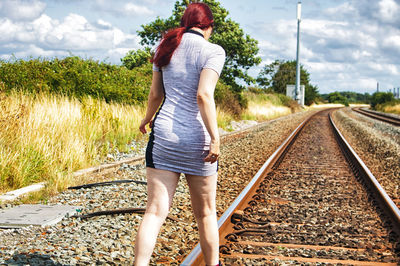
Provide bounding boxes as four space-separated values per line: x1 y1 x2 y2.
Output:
121 48 152 69
214 81 242 117
327 92 349 106
0 56 245 116
370 92 395 109
0 57 152 105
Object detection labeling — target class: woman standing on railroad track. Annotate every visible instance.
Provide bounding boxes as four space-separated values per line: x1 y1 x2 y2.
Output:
134 3 225 265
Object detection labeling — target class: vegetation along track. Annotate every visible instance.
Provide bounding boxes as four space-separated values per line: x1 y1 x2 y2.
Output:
183 109 400 265
353 107 400 127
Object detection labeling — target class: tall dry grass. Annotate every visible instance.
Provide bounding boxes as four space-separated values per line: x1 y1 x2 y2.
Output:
383 104 400 115
0 90 297 200
0 91 145 195
241 93 292 121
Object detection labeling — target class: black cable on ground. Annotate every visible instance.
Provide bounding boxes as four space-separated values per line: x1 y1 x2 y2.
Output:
75 208 179 222
68 179 147 190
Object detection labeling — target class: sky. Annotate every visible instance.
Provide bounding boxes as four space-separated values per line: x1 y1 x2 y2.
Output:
0 0 399 94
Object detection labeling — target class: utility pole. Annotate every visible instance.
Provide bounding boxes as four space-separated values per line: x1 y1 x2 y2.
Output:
295 1 302 104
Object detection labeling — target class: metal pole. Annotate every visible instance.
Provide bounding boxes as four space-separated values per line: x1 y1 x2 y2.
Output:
295 2 301 103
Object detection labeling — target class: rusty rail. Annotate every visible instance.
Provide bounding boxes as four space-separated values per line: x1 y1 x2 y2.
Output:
181 108 400 265
180 111 318 265
353 107 400 126
329 112 400 234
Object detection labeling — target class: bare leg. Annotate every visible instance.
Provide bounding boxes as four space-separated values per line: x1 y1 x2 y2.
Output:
134 168 180 266
186 173 219 265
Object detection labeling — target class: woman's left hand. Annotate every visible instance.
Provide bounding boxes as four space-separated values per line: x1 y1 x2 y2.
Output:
139 119 152 134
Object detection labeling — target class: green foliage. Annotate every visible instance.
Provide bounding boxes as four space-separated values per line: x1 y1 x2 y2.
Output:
305 84 320 105
321 91 371 104
257 60 319 105
214 80 242 117
370 92 395 109
136 0 261 108
326 92 349 106
121 47 152 69
0 57 152 105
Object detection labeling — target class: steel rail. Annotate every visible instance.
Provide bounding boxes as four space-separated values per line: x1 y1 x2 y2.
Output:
180 110 319 266
353 107 400 126
329 112 400 235
181 109 400 265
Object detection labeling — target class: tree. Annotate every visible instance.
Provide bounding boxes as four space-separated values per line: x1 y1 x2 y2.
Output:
327 92 349 106
370 92 395 108
305 84 320 105
136 0 261 107
121 47 151 69
256 60 280 89
257 60 319 105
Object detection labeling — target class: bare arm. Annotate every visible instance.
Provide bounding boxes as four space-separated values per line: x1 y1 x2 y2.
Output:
197 68 220 163
139 71 164 134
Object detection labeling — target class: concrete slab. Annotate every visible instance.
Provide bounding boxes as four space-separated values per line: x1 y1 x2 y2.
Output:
0 182 46 201
0 204 80 228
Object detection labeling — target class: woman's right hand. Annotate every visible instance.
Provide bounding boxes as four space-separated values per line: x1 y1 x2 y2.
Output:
204 139 220 163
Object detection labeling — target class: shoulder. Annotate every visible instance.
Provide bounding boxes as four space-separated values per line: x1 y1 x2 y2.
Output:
204 42 225 57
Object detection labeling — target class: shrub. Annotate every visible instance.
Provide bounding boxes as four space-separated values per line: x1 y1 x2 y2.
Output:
121 48 152 69
214 81 242 117
0 57 152 105
370 92 395 109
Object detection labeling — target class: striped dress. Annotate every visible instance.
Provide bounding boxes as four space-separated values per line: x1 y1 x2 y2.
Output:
145 31 226 176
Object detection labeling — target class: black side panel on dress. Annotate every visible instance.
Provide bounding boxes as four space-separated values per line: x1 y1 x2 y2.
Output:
145 70 166 168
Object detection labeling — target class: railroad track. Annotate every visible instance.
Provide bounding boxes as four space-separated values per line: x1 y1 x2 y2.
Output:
353 107 400 126
182 109 400 265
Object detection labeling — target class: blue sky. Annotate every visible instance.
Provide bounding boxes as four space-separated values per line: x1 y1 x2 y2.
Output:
1 0 399 94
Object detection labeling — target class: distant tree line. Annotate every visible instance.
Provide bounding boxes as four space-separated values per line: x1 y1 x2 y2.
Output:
321 91 399 109
321 91 371 106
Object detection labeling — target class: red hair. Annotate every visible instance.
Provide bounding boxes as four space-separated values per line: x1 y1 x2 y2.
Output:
151 3 214 68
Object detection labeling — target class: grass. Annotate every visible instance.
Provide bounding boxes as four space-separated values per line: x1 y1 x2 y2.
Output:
241 92 293 121
1 90 297 202
0 91 145 198
382 104 400 115
216 107 235 131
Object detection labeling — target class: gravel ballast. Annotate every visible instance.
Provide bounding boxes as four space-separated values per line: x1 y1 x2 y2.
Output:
333 108 400 201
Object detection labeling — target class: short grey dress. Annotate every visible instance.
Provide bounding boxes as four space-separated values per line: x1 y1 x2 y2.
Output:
146 31 226 176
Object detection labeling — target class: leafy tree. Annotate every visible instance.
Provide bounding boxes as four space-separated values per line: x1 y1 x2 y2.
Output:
121 48 152 69
305 84 320 105
136 0 261 108
257 60 319 105
327 91 349 106
370 92 395 108
256 60 280 89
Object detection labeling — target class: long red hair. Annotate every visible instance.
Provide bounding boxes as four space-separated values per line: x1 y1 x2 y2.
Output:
151 3 214 68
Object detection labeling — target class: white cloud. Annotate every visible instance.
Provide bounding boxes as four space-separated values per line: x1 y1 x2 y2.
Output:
94 0 154 17
0 0 46 21
0 12 141 63
123 3 154 16
324 2 356 17
377 0 399 23
96 19 113 29
257 0 400 93
382 35 400 50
